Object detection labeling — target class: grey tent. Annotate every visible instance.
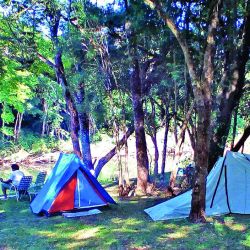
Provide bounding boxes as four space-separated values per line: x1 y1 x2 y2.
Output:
145 151 250 221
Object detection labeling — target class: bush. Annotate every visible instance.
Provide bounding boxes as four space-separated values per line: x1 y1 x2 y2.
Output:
0 130 62 157
19 132 40 151
19 130 60 154
90 132 102 143
0 139 19 157
31 139 49 153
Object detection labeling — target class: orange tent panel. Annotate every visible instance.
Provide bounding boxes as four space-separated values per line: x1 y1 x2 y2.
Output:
49 174 77 213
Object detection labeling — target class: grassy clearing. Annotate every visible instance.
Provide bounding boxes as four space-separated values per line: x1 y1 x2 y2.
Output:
0 185 250 250
0 164 250 249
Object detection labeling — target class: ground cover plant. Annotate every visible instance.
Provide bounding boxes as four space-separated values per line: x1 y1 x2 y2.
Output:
0 184 250 250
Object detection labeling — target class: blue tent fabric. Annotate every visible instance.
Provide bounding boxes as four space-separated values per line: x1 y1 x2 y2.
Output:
30 153 116 215
74 169 104 208
145 151 250 221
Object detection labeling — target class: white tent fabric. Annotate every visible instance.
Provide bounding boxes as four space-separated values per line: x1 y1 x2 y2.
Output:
145 151 250 221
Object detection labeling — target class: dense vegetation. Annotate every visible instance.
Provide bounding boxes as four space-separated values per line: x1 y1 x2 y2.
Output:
0 0 249 222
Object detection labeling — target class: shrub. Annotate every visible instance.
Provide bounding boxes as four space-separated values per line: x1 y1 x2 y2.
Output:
19 132 39 151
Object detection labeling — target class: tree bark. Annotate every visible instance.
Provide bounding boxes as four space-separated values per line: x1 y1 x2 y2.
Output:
54 52 82 158
189 103 210 223
130 55 149 193
74 83 93 169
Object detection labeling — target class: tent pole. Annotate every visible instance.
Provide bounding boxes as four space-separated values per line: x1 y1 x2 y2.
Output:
224 164 231 213
210 151 228 208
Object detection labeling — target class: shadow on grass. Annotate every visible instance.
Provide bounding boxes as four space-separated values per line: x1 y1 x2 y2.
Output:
0 197 250 250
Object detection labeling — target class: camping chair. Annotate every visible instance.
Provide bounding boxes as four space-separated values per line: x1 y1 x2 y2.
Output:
29 171 47 197
10 176 33 201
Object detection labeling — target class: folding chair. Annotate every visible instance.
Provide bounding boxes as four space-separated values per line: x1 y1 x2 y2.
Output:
10 176 33 201
29 171 47 197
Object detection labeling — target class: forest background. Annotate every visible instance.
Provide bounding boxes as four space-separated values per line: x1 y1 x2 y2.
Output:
0 0 249 222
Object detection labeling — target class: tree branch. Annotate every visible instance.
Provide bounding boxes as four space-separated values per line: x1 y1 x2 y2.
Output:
144 0 199 85
94 127 134 177
37 53 56 68
232 125 250 152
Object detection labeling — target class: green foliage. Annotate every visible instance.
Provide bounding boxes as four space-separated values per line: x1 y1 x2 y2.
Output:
0 138 17 157
1 105 15 124
18 130 60 153
90 132 102 143
19 132 40 151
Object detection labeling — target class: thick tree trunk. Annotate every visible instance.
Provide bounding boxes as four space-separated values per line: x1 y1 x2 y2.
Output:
78 111 93 169
232 125 250 152
130 56 149 193
189 103 210 223
94 127 134 177
54 52 82 158
74 85 93 169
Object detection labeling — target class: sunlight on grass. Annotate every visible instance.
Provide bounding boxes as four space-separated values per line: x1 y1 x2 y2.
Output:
130 244 150 249
123 217 143 226
241 233 250 247
227 223 247 232
72 227 100 240
37 230 57 238
159 229 189 240
224 218 247 232
214 222 225 235
1 194 250 249
111 217 124 224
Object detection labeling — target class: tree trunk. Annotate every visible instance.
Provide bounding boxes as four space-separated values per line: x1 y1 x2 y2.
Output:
123 126 130 185
74 85 93 169
174 79 178 145
41 99 48 137
94 127 134 177
54 52 82 158
161 99 170 176
150 133 159 176
130 56 149 193
189 103 210 223
230 106 238 150
14 112 23 142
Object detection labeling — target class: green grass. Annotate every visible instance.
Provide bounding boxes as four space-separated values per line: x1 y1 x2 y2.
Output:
1 166 250 249
1 191 250 250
